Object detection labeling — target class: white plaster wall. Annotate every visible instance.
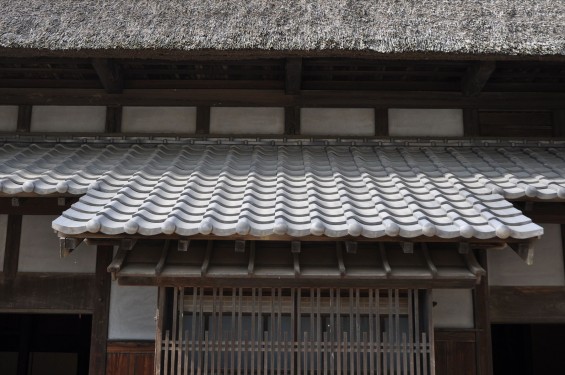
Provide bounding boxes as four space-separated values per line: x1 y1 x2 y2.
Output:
108 282 157 340
300 108 375 136
210 107 285 134
488 224 565 286
388 109 464 137
122 106 197 133
18 215 96 273
0 215 7 271
432 289 474 329
31 106 106 132
0 106 18 131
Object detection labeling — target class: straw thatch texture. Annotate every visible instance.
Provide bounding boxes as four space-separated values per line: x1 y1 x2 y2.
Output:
0 0 563 56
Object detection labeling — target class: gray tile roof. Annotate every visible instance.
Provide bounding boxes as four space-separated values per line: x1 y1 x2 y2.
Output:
0 141 559 240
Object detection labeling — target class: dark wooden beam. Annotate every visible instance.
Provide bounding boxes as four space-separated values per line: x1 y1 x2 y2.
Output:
2 215 22 282
0 197 78 215
463 108 480 136
490 286 565 323
0 273 95 311
89 246 113 375
16 105 32 132
512 202 565 224
374 108 388 136
105 106 122 133
461 61 496 96
196 106 211 134
284 106 300 135
92 59 124 93
285 58 302 95
474 250 493 375
1 88 564 109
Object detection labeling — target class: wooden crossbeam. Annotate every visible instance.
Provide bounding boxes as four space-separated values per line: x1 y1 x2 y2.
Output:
461 61 496 96
92 59 124 93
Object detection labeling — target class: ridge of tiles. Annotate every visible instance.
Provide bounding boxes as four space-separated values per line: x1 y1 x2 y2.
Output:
0 142 560 240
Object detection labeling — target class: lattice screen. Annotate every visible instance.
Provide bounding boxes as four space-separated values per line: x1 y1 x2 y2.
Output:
156 287 434 375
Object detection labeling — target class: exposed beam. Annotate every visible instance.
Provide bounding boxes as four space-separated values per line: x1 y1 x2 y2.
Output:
91 58 124 93
285 58 302 95
0 273 95 312
490 286 565 324
88 246 113 375
0 197 78 215
1 88 565 109
461 61 496 96
105 105 122 133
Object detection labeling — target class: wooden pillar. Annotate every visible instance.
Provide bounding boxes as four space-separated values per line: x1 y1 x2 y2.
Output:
2 215 22 282
463 109 480 136
16 314 32 375
89 245 113 375
374 108 389 136
474 250 493 375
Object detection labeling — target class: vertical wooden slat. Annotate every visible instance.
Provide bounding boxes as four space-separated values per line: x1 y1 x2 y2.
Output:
369 289 374 375
329 288 336 375
408 291 414 375
197 287 204 375
427 290 436 375
210 288 217 375
323 331 329 375
204 331 209 375
164 330 170 375
362 331 368 375
422 332 429 375
3 215 22 282
244 330 249 375
271 288 276 375
395 289 401 373
231 288 237 375
336 289 341 375
284 331 289 375
317 288 322 375
415 291 421 375
387 289 394 375
238 288 243 375
310 289 315 375
251 288 257 375
376 289 381 375
196 106 211 134
264 331 269 375
190 288 197 375
348 289 354 375
16 105 32 132
343 332 348 375
171 289 178 374
179 288 185 375
291 288 296 375
184 329 189 375
402 333 408 375
217 287 224 374
304 331 309 375
374 108 389 136
356 289 361 375
277 288 283 375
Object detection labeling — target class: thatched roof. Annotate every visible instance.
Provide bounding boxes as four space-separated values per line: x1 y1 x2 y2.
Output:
0 0 564 58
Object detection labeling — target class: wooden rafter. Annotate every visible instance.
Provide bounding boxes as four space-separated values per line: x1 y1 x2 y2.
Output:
91 58 124 93
461 61 496 96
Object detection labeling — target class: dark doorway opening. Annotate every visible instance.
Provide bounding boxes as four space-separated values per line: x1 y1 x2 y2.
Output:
492 324 565 375
0 313 91 375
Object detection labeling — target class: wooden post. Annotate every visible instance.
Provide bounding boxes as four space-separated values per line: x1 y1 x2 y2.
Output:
2 215 22 282
374 108 389 136
463 109 480 136
89 245 113 375
474 250 493 375
16 105 32 133
196 106 211 134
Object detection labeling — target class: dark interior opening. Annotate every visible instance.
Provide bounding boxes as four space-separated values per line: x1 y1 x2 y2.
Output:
0 313 91 375
492 324 565 375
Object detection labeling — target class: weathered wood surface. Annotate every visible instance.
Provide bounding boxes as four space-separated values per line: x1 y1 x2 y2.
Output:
107 341 155 375
489 286 565 324
435 330 477 375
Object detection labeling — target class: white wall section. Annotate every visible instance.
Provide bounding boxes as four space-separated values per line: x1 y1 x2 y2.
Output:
0 106 18 131
210 107 285 134
300 108 375 136
488 223 565 286
31 106 106 132
432 289 475 329
108 283 158 340
122 106 197 133
389 109 464 137
18 215 96 273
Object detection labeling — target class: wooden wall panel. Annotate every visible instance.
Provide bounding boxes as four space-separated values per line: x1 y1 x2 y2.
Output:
490 286 565 323
478 110 554 137
106 341 155 375
435 330 477 375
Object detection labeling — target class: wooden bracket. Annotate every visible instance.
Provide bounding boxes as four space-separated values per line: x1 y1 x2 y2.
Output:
107 248 129 280
178 240 190 252
201 240 213 276
336 242 346 276
92 59 124 93
461 61 496 96
421 244 438 278
291 240 301 253
235 240 246 253
401 242 414 254
509 241 536 266
155 241 171 276
379 243 391 277
59 237 84 258
458 242 470 254
11 198 19 207
120 238 137 251
247 241 255 275
465 251 486 284
345 241 357 254
293 252 301 276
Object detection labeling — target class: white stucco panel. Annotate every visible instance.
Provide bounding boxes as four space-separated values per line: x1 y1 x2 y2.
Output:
0 106 18 131
488 223 565 286
108 283 158 340
0 215 7 270
210 107 285 134
432 289 474 329
31 106 106 132
122 106 197 133
18 215 96 273
389 109 464 137
300 108 375 136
